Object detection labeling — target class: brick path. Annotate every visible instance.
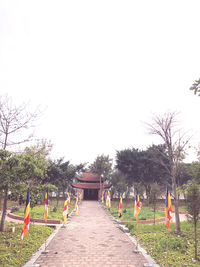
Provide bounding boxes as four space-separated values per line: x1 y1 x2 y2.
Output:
34 201 149 267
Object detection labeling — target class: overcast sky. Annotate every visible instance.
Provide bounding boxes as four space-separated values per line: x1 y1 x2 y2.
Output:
0 0 200 165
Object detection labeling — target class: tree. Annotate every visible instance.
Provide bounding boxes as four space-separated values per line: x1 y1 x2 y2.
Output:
190 78 200 96
110 170 128 198
0 95 40 150
116 145 169 201
46 158 84 205
183 181 200 260
149 182 160 224
190 161 200 184
89 154 113 178
0 150 20 231
147 112 190 233
116 148 140 184
89 154 113 197
0 95 41 231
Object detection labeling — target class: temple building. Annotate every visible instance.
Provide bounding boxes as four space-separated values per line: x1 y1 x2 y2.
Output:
72 172 111 200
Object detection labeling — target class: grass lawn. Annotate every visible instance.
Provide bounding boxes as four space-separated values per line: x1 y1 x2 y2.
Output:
126 221 200 266
0 222 54 267
110 200 188 212
13 204 74 221
110 206 164 221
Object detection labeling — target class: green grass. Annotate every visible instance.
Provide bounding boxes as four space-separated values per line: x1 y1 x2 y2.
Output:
13 204 74 221
126 221 200 266
109 206 164 221
0 222 54 267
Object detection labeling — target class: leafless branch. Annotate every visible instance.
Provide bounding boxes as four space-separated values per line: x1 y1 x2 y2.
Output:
0 94 42 151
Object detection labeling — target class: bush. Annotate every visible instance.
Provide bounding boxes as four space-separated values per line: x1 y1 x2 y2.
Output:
10 206 19 213
52 206 57 212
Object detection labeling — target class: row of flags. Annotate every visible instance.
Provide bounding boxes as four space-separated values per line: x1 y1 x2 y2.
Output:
21 184 173 240
104 184 172 228
21 188 79 241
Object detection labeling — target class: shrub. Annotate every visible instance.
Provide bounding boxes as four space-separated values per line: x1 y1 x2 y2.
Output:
52 206 57 212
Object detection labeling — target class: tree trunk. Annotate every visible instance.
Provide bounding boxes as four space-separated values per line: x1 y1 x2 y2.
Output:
172 176 181 233
194 220 197 260
0 186 8 232
153 203 156 225
0 195 2 211
56 190 60 206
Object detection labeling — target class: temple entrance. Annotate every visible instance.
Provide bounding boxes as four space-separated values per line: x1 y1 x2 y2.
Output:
84 189 98 200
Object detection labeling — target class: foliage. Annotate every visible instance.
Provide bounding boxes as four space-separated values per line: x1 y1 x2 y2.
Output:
126 221 200 266
0 150 20 190
0 150 21 231
190 161 200 184
89 154 113 178
0 222 54 267
190 78 200 96
116 145 169 199
110 170 127 197
182 181 200 260
176 162 193 188
46 158 84 196
0 146 52 231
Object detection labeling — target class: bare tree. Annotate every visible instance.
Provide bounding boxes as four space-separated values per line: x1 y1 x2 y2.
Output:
0 95 41 231
0 95 41 150
147 112 190 233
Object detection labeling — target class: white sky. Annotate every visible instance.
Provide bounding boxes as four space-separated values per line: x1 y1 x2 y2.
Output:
0 0 200 165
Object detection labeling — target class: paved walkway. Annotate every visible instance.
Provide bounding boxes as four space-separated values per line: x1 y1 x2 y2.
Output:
34 201 150 267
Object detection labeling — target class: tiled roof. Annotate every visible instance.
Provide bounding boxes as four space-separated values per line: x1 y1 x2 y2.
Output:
77 172 101 182
72 183 111 190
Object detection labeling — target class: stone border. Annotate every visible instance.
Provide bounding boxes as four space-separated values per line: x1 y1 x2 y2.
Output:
7 212 61 224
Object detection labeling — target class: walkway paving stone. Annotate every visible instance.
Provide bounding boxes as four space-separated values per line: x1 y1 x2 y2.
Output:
34 201 149 267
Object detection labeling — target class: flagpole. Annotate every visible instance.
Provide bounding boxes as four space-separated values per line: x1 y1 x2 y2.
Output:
166 226 169 267
18 239 23 267
45 221 47 251
136 215 138 250
42 187 49 254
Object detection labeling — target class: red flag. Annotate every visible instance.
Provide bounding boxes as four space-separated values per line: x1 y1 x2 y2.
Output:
134 189 141 218
165 184 173 228
63 195 68 224
21 188 30 240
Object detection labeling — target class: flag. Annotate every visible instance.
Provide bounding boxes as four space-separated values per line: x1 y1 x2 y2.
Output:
21 188 30 240
75 196 79 215
134 189 141 218
165 184 173 228
44 187 48 223
106 191 108 207
118 193 123 218
67 192 70 204
63 195 68 224
106 191 111 208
